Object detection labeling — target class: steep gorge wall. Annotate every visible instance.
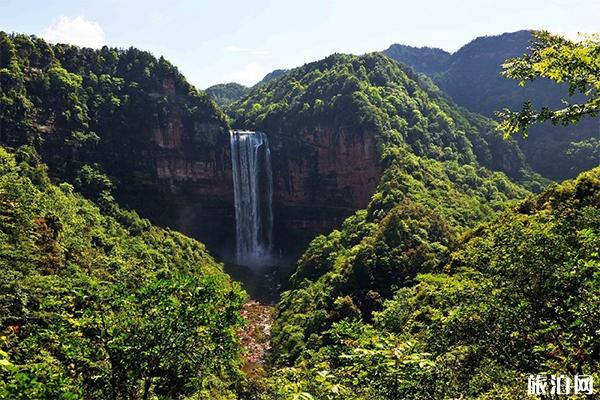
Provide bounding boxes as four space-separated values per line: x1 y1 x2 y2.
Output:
146 113 235 255
269 127 382 255
150 122 382 260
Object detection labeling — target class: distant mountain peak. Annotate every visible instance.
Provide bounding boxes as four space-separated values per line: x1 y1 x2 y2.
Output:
258 69 289 85
206 82 250 106
383 43 450 74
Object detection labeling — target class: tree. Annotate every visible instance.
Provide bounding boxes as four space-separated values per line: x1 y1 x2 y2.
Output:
497 31 600 137
86 274 245 400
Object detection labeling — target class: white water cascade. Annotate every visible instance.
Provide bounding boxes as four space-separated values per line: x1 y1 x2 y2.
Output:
230 130 274 266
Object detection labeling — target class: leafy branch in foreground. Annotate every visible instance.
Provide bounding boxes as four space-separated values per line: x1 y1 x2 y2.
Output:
497 30 599 137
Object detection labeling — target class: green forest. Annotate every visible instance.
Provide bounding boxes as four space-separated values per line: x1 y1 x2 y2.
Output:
0 19 598 400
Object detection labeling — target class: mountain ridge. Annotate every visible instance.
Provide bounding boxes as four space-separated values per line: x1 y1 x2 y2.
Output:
384 30 600 180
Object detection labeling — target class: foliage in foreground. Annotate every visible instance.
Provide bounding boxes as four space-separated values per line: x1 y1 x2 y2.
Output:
497 31 599 137
0 147 245 399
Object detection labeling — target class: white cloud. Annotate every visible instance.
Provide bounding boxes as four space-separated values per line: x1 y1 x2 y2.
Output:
229 62 266 86
42 16 106 48
224 45 269 55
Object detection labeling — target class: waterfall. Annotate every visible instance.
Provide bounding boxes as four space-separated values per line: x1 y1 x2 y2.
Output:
230 130 274 266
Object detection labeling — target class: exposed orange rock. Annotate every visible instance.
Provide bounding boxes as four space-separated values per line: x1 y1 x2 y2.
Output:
238 300 273 373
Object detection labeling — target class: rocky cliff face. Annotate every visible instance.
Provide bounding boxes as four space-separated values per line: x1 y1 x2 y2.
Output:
151 122 382 260
270 127 382 254
127 84 382 260
138 113 235 256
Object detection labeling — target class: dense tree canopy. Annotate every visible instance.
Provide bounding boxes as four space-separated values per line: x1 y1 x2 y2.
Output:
262 165 599 400
0 147 246 399
0 32 229 224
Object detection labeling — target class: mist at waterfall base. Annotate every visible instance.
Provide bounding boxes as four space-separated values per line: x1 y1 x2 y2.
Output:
230 130 277 268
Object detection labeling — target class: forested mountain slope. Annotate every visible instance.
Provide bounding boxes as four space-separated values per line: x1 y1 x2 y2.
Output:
382 44 450 75
2 29 595 400
385 31 563 115
228 52 543 189
0 146 245 399
384 30 599 180
264 163 599 399
205 70 288 107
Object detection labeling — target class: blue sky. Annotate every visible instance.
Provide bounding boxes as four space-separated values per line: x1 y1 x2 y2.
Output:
1 0 598 88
